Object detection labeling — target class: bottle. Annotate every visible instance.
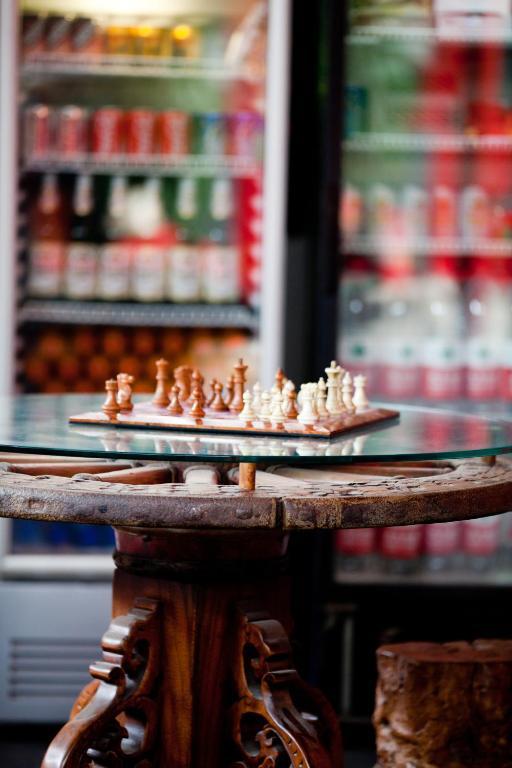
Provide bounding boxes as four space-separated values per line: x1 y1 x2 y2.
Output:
28 173 67 297
166 176 201 302
128 178 168 302
334 529 377 573
97 176 131 300
65 174 98 299
338 257 378 391
202 178 241 303
380 525 423 575
424 521 460 572
462 515 501 571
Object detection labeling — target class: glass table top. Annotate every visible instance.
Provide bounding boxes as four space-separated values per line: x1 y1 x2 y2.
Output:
0 394 512 464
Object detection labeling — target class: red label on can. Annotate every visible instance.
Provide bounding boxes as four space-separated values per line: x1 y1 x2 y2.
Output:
380 525 423 559
466 366 501 400
157 111 189 156
423 367 464 400
91 108 124 156
462 518 500 557
228 112 263 157
126 110 156 156
380 365 420 399
56 106 89 157
24 104 52 158
424 522 460 556
335 529 376 556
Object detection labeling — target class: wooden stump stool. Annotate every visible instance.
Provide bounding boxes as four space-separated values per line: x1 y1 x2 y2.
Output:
374 640 512 768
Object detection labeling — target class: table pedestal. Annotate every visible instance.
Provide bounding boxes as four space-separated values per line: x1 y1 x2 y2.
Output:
41 528 342 768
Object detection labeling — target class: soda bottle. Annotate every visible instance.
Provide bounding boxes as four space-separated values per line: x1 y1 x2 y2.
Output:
424 521 460 572
97 176 131 300
65 174 98 300
462 515 501 571
202 178 241 303
127 178 168 302
28 173 68 297
380 525 423 575
334 529 377 573
166 176 201 302
338 257 378 391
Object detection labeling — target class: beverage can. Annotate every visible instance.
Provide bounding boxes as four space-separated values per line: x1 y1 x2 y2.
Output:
24 104 52 159
228 112 263 158
22 14 45 58
194 113 226 156
65 244 98 299
44 15 72 54
132 244 165 301
166 245 201 302
97 243 132 299
56 106 89 158
157 111 190 155
70 17 104 55
91 108 124 156
27 242 65 297
126 109 156 156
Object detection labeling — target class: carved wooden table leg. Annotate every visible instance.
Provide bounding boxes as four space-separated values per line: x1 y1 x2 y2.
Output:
41 527 342 768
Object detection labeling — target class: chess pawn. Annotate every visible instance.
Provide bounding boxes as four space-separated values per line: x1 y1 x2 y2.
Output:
270 392 286 429
316 377 328 418
189 386 205 419
167 385 183 416
252 382 262 413
297 384 317 426
283 381 299 419
353 374 369 411
239 391 256 425
259 390 272 423
117 372 134 411
102 379 120 420
153 358 170 407
211 381 228 412
342 372 355 414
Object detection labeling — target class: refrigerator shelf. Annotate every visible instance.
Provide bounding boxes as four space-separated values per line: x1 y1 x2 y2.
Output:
342 236 512 258
23 154 260 179
344 133 512 153
348 25 512 46
334 567 512 589
0 553 113 579
21 55 262 83
19 300 259 330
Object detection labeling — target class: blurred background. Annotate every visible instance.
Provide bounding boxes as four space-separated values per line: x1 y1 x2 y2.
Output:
2 0 512 765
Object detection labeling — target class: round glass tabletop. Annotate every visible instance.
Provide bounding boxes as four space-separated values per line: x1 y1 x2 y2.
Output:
0 394 512 464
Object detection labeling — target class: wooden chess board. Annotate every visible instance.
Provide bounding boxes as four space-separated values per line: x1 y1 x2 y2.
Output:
69 401 399 439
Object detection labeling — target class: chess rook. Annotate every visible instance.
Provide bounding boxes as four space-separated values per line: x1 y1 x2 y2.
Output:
102 379 120 420
353 374 369 411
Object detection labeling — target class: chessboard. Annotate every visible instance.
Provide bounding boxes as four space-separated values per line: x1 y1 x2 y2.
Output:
69 359 399 440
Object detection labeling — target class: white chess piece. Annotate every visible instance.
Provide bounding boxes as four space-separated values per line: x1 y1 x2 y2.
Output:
271 392 286 428
252 382 262 413
259 390 272 422
316 377 329 417
298 384 318 426
352 374 369 411
239 391 256 424
342 372 355 414
325 361 344 415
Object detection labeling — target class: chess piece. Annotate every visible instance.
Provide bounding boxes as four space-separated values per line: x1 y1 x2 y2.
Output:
353 374 369 411
325 360 344 415
224 375 235 407
117 373 134 411
230 358 248 413
342 372 355 414
252 382 262 413
167 385 183 416
297 384 317 426
270 392 286 429
259 390 272 422
153 358 170 407
207 379 217 407
102 379 120 420
283 381 299 419
239 391 256 425
274 367 285 393
316 377 329 417
174 365 192 401
189 386 205 419
211 381 228 412
191 369 206 406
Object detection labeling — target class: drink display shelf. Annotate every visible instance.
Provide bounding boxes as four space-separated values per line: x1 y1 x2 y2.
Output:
334 567 512 588
21 55 262 83
19 299 259 330
348 25 512 46
342 236 512 257
344 133 512 153
23 154 260 179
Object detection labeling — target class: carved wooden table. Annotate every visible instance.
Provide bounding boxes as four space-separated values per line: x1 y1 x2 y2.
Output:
1 395 512 768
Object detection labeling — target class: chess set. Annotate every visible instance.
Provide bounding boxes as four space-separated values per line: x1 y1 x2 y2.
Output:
69 359 399 439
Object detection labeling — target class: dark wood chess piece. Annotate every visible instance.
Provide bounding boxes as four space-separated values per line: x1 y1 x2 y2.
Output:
167 385 183 416
211 382 228 412
102 379 120 420
189 387 205 419
153 359 171 408
229 359 248 413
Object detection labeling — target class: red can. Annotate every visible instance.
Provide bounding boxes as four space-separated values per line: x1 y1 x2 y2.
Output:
228 112 263 158
44 15 72 54
156 111 190 156
91 107 124 156
24 104 52 158
55 106 89 157
126 110 156 156
22 14 45 58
